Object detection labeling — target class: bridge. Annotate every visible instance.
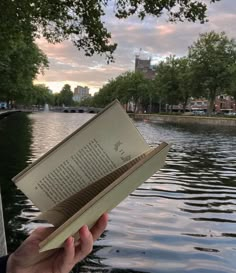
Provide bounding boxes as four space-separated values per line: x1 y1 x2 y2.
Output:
50 106 102 113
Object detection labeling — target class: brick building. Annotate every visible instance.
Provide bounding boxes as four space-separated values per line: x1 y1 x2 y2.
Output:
135 55 156 80
215 95 236 113
172 96 236 113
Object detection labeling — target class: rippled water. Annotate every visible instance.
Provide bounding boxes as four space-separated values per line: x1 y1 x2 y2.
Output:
1 112 236 273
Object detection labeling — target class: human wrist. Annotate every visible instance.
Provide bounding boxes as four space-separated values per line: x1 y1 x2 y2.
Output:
6 253 23 273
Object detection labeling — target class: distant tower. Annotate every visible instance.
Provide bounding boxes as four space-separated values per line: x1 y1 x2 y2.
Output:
134 53 156 80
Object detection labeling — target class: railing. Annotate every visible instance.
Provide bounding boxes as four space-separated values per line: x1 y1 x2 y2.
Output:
0 190 7 256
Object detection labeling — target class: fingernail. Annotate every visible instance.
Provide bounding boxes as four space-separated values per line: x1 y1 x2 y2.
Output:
69 236 74 245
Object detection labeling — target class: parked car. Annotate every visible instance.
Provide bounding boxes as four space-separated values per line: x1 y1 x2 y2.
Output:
224 112 236 116
192 110 206 116
0 102 7 110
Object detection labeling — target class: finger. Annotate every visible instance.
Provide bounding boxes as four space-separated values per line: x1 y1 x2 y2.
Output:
74 225 93 262
72 213 109 244
90 213 108 241
60 236 75 269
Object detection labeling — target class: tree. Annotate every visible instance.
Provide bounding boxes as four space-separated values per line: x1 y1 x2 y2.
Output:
53 93 61 107
0 35 48 105
92 80 117 107
228 64 236 100
188 31 236 113
114 72 141 110
78 96 94 107
0 0 220 62
176 57 193 112
114 71 149 112
28 84 54 108
59 84 73 106
136 79 156 113
91 71 154 112
0 1 49 105
155 56 182 112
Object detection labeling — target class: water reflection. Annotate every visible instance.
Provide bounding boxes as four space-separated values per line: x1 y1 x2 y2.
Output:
29 112 93 161
0 113 33 251
89 121 236 273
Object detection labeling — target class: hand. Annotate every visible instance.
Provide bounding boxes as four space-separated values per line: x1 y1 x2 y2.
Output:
7 213 108 273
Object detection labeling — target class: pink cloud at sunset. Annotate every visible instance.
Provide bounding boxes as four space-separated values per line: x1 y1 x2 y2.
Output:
155 25 176 36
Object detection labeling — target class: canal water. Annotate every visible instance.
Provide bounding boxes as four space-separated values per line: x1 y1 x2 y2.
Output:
0 112 236 273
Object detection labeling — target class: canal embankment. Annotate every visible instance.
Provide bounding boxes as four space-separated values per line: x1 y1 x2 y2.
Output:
0 110 22 255
0 110 22 120
131 113 236 127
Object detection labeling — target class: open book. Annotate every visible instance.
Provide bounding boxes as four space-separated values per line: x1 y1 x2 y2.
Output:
12 100 170 252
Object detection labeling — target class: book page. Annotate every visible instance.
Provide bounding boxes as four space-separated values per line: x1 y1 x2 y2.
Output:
13 101 150 211
35 151 149 226
39 142 170 252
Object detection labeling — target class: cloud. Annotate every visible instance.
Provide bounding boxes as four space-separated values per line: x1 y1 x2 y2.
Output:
36 0 236 94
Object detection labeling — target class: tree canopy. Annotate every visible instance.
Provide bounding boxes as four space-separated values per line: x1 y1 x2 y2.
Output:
29 84 54 108
155 56 180 108
91 71 152 111
1 0 220 62
0 35 48 103
189 31 236 113
58 84 74 106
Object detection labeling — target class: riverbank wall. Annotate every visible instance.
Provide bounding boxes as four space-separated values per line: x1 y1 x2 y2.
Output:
0 110 22 120
131 114 236 127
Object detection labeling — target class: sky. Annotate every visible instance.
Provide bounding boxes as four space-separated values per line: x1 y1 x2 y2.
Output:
35 0 236 95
